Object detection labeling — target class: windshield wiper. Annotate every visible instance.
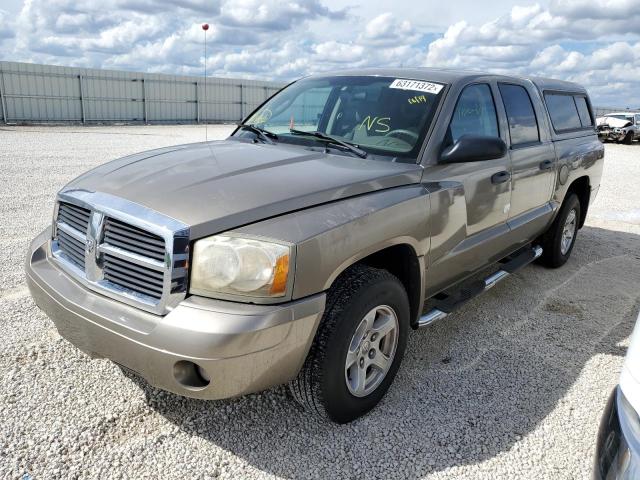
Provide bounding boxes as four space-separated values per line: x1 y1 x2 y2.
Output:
289 129 367 158
237 123 278 144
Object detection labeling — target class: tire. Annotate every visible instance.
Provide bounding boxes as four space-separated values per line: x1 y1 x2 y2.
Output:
289 264 409 423
537 193 581 268
623 132 633 145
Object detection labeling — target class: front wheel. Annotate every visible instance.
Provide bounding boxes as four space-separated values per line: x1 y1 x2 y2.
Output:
289 265 409 423
622 132 633 145
538 193 581 268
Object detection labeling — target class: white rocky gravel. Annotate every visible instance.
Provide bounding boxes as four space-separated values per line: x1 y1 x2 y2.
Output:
1 125 639 480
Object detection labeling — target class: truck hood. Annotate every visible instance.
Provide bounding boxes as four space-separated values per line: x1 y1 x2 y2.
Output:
596 116 632 128
65 140 423 238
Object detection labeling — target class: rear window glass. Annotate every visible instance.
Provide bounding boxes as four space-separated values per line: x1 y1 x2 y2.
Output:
574 96 593 127
544 93 582 131
498 84 540 146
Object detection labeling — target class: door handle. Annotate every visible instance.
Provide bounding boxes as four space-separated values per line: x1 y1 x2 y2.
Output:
491 171 510 184
539 159 554 170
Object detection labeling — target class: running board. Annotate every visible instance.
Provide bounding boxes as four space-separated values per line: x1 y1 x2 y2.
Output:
418 245 543 329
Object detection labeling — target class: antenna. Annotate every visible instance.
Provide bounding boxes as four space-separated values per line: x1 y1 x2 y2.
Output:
202 23 209 141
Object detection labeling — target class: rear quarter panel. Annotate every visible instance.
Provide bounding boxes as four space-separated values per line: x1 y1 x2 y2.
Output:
551 131 604 210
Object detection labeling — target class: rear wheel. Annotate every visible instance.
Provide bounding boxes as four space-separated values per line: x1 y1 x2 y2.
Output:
538 193 581 268
289 264 409 423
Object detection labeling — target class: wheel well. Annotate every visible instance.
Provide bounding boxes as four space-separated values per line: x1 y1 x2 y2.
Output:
356 244 422 325
566 176 590 228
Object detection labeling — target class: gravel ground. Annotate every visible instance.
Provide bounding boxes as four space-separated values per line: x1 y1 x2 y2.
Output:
1 125 639 480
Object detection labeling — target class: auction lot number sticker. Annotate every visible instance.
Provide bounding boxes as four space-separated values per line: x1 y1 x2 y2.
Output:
389 79 444 94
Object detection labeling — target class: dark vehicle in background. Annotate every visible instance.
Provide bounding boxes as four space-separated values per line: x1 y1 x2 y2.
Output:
594 312 640 479
596 112 640 144
27 69 604 423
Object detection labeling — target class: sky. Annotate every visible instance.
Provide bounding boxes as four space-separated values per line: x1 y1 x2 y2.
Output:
0 0 639 106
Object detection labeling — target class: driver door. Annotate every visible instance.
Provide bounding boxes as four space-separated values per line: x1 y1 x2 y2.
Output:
426 82 513 293
443 83 511 236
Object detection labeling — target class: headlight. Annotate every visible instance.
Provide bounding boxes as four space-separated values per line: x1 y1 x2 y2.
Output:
190 235 292 299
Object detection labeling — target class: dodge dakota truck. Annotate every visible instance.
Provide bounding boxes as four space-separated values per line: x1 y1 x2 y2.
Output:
26 69 604 423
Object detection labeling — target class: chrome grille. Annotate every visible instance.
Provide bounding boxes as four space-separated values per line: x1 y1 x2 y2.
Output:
50 191 190 315
55 202 91 269
103 253 164 300
103 217 166 262
57 202 91 233
56 229 86 268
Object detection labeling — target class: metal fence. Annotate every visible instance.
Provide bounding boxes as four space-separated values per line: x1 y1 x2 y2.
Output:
0 61 285 124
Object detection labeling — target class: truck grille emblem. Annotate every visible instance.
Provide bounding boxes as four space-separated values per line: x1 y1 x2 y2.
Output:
85 237 96 254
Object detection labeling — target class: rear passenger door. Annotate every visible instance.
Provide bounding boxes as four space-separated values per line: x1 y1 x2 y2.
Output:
497 82 556 225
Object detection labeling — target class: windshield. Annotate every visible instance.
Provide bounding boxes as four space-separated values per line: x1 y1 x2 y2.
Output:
240 75 446 160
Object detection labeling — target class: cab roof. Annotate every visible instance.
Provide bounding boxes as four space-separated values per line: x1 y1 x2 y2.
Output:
310 67 588 94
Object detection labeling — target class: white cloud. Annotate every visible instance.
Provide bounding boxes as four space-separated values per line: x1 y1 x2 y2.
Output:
220 0 346 29
313 41 365 63
1 0 640 106
0 10 16 40
550 0 640 21
424 1 640 105
358 12 418 47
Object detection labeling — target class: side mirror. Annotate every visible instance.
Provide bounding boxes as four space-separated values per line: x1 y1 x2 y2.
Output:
440 135 507 164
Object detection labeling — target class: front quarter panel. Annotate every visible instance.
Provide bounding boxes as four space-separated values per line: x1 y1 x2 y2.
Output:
231 185 430 300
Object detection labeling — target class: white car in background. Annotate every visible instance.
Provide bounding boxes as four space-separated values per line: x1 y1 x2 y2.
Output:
596 113 640 144
594 312 640 478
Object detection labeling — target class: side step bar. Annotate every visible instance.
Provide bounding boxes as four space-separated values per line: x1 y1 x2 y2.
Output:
418 245 543 329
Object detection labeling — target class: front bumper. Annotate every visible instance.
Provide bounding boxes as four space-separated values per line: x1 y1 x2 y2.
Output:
598 129 626 142
26 228 325 400
594 387 640 479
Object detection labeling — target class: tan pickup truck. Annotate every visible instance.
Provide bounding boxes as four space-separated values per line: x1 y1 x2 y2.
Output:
27 68 604 423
